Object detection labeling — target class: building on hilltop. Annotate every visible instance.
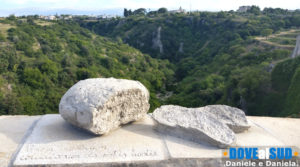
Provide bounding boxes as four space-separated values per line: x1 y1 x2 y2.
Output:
40 15 57 20
63 15 73 20
169 7 186 14
237 6 251 12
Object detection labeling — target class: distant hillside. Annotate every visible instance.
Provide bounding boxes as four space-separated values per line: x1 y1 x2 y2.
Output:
0 8 123 17
0 17 174 115
80 8 300 117
0 8 300 117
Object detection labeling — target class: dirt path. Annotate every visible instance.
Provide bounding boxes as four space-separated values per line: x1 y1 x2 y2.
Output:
255 29 299 49
257 40 294 49
192 40 210 56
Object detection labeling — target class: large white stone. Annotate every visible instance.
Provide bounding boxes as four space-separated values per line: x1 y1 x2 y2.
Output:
151 105 236 148
59 78 150 135
199 105 250 133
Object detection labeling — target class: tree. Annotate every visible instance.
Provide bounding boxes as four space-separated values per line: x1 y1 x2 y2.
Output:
128 9 133 16
0 33 5 42
76 68 96 80
147 11 158 16
158 8 168 14
290 16 300 27
261 28 273 39
284 67 300 117
217 11 226 18
249 6 261 15
0 58 8 73
40 59 58 82
23 68 44 88
263 8 288 15
133 8 147 15
27 17 35 25
7 14 16 21
0 93 23 115
123 8 128 17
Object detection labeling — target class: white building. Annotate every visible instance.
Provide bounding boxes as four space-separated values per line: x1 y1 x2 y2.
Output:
40 15 57 20
64 15 73 20
169 7 186 14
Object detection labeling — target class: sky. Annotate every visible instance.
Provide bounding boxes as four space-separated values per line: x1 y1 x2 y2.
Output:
0 0 300 16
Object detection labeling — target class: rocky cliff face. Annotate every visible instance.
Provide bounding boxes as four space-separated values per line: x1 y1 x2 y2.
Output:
152 26 164 54
291 35 300 58
178 42 184 53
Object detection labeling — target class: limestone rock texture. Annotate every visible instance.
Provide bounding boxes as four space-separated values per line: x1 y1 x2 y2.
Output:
152 26 164 53
152 105 236 148
291 35 300 58
59 78 150 135
200 105 250 133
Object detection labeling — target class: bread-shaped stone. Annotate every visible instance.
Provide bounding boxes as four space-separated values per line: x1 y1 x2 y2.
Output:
59 78 150 135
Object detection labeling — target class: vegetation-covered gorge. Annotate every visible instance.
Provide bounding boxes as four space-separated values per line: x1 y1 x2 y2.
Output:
0 7 300 117
80 8 300 117
0 17 174 115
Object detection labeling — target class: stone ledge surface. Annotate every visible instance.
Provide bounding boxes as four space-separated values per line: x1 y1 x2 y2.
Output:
13 115 168 166
0 115 299 167
247 116 300 147
0 116 40 167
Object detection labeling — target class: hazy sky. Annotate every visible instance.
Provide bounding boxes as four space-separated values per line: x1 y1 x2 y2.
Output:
0 0 299 15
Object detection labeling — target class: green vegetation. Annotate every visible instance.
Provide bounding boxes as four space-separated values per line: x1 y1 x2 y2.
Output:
0 18 174 115
80 7 300 117
254 29 300 49
270 57 300 117
285 66 300 117
0 7 300 117
261 29 273 39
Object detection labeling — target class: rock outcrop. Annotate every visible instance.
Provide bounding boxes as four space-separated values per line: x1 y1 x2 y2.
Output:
59 78 150 135
199 105 250 133
291 35 300 58
152 26 163 54
178 42 184 53
151 105 236 148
